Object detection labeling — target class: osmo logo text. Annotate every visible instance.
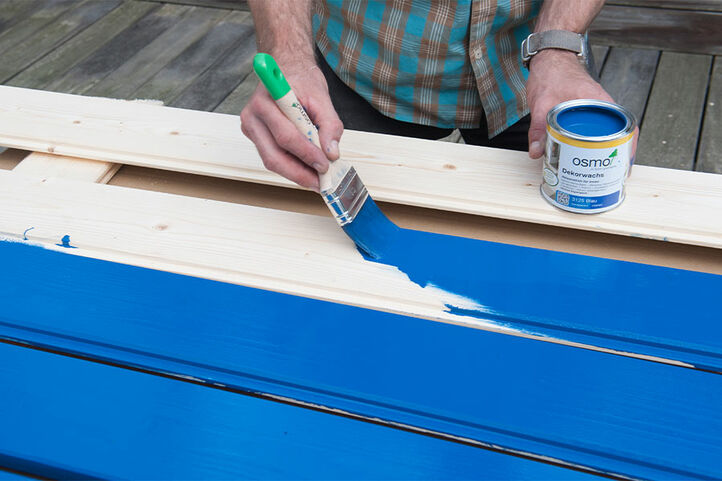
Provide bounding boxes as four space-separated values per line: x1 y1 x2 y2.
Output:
572 157 612 168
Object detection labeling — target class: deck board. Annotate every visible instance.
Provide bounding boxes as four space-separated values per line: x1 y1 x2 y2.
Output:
131 11 251 104
599 47 659 123
636 52 712 169
696 56 722 173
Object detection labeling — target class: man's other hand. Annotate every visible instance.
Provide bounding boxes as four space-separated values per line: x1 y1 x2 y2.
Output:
241 59 343 192
526 49 615 159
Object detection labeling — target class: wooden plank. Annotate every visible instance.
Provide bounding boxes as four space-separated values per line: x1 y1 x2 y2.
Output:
591 6 722 55
13 152 119 183
213 69 258 113
7 1 159 90
606 0 722 12
108 165 722 274
599 47 659 122
86 6 229 100
590 44 609 77
636 52 711 169
0 0 47 33
170 27 256 110
132 11 252 104
0 0 121 83
0 86 720 248
697 56 722 173
0 344 580 480
1 238 722 478
43 3 189 95
0 0 77 54
2 171 722 372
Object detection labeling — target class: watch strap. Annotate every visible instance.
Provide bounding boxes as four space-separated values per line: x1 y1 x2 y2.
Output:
522 30 586 68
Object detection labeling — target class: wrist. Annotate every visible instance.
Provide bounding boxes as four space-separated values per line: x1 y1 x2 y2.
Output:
528 48 583 73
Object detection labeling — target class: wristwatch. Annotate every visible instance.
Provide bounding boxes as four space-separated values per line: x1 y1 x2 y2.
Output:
521 30 587 69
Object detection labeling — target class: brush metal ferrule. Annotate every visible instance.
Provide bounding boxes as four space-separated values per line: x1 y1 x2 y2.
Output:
321 166 369 226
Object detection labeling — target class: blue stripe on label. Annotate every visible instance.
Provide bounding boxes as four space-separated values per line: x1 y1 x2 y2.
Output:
557 190 620 209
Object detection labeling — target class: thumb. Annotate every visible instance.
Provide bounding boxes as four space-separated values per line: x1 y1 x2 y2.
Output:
306 95 344 161
527 110 547 160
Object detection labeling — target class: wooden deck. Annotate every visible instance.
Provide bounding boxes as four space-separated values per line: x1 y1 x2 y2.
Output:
0 0 719 173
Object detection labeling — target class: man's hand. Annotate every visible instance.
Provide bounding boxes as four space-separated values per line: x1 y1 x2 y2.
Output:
526 50 614 159
241 59 343 192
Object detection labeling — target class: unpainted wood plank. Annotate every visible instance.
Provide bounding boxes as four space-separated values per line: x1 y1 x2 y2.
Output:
132 11 251 104
591 6 722 55
1 86 721 248
0 0 77 53
7 1 159 90
13 152 119 183
590 44 609 78
606 0 722 12
636 52 712 170
0 0 122 83
86 6 229 100
170 30 257 111
212 69 258 114
44 3 190 95
696 56 722 173
599 47 659 123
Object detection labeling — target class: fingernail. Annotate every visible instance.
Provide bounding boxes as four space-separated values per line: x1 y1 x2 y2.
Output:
529 141 541 158
327 140 339 158
312 162 325 173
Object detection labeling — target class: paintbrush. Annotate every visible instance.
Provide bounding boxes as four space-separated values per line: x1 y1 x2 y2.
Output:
253 53 398 259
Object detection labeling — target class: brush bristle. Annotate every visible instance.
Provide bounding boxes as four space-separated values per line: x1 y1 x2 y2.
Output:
341 197 399 260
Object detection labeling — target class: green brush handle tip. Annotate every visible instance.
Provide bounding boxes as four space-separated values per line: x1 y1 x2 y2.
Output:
253 53 291 101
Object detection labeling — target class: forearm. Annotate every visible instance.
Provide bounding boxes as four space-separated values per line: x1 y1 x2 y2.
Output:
248 0 315 67
534 0 605 33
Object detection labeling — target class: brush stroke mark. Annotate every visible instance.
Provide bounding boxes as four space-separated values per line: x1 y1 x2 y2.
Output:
348 205 722 372
55 235 76 249
21 228 33 241
0 343 597 481
0 241 720 480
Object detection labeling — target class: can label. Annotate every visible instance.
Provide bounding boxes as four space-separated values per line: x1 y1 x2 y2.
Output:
542 140 631 211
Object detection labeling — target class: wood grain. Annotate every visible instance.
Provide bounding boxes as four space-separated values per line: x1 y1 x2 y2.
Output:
0 0 77 55
636 52 711 169
85 6 228 100
7 1 159 90
606 0 722 12
696 56 722 173
44 3 189 95
0 86 720 248
13 152 118 183
599 47 659 123
591 5 722 55
134 11 252 105
0 0 121 83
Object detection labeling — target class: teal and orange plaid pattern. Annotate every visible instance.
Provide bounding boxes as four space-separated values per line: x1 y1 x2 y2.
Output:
313 0 541 136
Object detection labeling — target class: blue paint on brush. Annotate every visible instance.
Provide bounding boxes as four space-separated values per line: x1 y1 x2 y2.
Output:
0 342 596 480
342 198 400 259
1 241 721 479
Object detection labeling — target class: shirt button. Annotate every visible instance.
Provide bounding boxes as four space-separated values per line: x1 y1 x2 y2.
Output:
473 47 483 60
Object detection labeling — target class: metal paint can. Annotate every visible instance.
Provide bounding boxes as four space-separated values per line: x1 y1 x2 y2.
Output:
541 99 636 214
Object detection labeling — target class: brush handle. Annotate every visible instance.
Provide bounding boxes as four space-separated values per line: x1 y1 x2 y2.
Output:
253 53 349 194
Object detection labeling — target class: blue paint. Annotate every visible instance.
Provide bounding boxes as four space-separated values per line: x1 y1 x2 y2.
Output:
55 234 76 249
1 241 721 479
353 223 722 373
21 228 33 241
0 343 595 480
0 469 35 481
557 103 627 137
342 197 400 259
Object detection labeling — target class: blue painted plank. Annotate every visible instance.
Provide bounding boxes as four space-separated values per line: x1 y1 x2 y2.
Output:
0 241 721 479
0 470 34 481
0 342 593 480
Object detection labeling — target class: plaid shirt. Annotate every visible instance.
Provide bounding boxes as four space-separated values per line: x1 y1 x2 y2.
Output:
313 0 541 136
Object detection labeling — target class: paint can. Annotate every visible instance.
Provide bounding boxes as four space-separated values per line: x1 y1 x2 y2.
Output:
541 99 636 214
